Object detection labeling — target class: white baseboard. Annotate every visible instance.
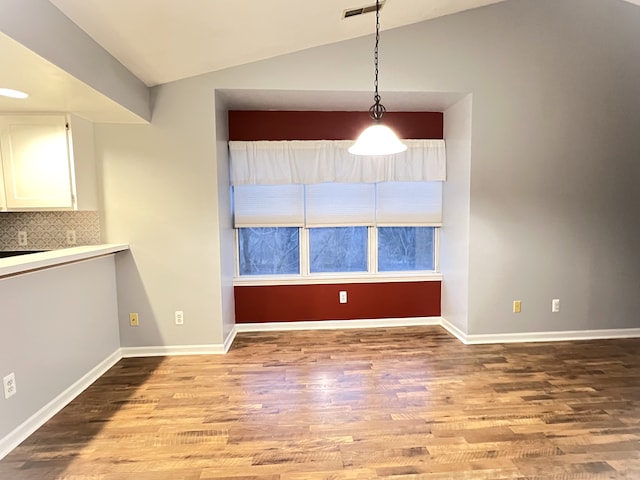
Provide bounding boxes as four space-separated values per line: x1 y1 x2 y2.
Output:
439 317 640 344
120 329 236 357
223 327 238 353
235 317 441 332
121 343 228 357
462 327 640 344
439 317 468 343
0 349 122 461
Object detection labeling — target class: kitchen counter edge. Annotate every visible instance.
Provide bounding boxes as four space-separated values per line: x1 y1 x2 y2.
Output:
0 244 130 278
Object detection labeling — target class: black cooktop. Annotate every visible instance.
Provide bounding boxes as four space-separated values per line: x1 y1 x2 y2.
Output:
0 251 48 258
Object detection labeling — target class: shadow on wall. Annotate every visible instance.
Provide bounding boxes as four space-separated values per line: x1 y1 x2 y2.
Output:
115 249 167 348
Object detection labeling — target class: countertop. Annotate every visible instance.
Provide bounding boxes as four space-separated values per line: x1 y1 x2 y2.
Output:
0 244 130 278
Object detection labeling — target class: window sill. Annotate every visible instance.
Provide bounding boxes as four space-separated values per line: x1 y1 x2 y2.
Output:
233 272 443 287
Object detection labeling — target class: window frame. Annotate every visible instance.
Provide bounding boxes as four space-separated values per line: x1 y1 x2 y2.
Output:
234 226 441 285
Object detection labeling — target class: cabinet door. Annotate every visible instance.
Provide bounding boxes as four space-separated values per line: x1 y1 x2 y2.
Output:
0 115 73 210
0 162 6 211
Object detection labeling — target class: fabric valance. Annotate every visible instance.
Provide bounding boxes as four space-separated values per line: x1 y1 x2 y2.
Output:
229 139 446 186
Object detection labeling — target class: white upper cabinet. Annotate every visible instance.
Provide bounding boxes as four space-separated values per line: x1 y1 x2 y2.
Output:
0 115 73 210
66 114 98 211
0 162 6 211
0 114 97 211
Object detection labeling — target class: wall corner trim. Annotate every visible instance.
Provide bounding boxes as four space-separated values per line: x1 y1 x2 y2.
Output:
223 327 238 353
439 317 469 343
0 348 122 461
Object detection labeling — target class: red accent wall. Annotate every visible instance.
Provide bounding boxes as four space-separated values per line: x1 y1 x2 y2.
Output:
230 109 443 324
235 281 441 323
229 111 443 141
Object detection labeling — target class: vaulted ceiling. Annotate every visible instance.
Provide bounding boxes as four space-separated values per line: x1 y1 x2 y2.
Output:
46 0 640 87
48 0 513 87
2 0 640 119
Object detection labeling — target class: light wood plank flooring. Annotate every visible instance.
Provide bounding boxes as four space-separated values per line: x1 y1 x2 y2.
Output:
1 326 640 479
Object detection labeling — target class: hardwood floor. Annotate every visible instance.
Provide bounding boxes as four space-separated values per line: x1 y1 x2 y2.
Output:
1 326 640 479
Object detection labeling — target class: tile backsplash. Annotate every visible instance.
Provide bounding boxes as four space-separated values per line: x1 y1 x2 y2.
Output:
0 211 101 250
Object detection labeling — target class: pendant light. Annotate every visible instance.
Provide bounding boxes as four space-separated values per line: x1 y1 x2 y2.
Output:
349 0 406 156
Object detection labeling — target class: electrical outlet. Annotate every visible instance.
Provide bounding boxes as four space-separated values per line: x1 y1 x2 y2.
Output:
339 291 347 304
175 310 184 325
3 373 16 399
129 313 139 327
552 298 560 313
17 231 28 247
513 300 522 313
66 230 77 245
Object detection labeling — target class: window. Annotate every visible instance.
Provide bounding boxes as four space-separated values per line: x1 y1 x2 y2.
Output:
234 181 441 277
309 227 368 273
237 225 438 277
238 227 299 275
378 227 435 272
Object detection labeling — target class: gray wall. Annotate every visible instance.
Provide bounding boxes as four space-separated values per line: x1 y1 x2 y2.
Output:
96 79 230 347
213 93 237 342
0 256 120 443
456 0 640 334
93 0 640 347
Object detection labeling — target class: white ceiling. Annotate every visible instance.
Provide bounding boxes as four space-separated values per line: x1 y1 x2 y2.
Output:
2 0 640 119
50 0 640 88
48 0 510 87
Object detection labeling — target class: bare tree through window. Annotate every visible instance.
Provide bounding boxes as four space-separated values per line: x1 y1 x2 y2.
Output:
309 227 367 273
378 227 434 271
238 227 299 275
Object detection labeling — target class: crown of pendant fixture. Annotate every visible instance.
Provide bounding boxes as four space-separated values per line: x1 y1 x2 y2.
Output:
349 0 407 156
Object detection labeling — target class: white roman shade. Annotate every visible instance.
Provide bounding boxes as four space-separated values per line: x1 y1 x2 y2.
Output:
233 184 304 227
306 183 376 227
230 139 446 229
229 139 446 186
376 182 443 226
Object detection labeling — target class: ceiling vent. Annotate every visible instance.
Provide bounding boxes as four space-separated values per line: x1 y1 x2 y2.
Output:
343 0 386 19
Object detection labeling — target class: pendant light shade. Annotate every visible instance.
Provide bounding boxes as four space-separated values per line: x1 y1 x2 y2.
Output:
348 124 407 155
350 0 406 156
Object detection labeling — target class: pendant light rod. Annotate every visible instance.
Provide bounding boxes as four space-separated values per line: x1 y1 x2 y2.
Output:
349 0 406 156
370 0 385 121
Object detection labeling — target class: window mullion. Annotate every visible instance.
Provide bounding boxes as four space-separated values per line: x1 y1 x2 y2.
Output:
434 227 440 273
370 226 378 274
234 229 240 277
300 227 309 275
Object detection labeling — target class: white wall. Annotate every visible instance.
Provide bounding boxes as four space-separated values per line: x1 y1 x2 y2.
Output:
0 256 120 449
91 0 640 349
441 95 472 334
